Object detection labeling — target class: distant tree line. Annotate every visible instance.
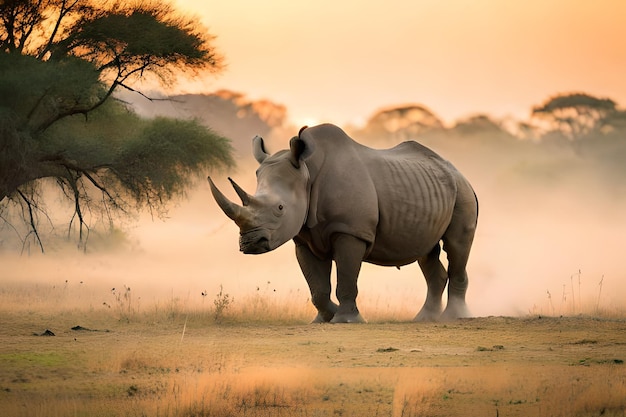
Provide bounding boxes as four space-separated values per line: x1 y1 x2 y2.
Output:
356 92 626 143
124 89 290 157
353 92 626 189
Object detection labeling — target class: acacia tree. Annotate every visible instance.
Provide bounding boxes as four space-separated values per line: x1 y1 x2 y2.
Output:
531 93 618 139
359 104 444 142
0 0 234 252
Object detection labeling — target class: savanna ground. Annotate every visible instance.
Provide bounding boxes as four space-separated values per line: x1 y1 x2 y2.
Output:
1 280 625 417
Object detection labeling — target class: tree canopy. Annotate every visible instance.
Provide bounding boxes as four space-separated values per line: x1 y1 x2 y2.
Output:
0 0 233 252
531 93 618 138
357 104 444 143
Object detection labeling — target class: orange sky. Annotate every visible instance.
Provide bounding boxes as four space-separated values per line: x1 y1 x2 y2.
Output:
171 0 626 127
4 1 626 319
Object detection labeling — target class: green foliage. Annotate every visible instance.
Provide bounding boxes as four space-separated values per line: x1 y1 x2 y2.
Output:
57 2 221 84
118 117 233 201
0 1 231 251
40 100 137 167
0 53 102 129
0 352 67 368
70 9 208 62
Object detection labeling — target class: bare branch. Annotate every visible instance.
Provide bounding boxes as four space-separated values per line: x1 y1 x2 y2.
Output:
16 189 44 253
116 82 171 102
37 0 81 60
0 211 26 248
65 168 89 250
16 0 45 53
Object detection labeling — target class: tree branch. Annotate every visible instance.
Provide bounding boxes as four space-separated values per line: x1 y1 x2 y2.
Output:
36 79 118 132
17 189 44 253
116 82 171 102
17 0 45 53
64 168 89 251
37 0 80 60
0 211 26 249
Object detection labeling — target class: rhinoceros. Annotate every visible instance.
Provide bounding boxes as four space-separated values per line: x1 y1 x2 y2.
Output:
208 123 478 323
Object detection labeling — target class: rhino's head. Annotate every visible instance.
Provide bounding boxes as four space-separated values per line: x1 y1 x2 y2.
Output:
208 129 313 254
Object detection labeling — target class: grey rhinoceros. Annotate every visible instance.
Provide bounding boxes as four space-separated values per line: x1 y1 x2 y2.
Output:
208 123 478 323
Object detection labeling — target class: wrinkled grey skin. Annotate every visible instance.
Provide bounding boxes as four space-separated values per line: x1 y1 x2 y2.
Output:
208 124 478 323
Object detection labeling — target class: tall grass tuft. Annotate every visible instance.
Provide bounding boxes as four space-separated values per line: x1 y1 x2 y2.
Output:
213 284 232 324
533 270 625 318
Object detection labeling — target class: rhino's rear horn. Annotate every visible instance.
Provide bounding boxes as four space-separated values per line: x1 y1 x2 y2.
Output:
228 177 252 206
208 176 242 221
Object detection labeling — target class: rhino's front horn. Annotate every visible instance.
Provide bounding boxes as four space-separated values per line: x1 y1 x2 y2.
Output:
228 177 252 206
208 176 242 221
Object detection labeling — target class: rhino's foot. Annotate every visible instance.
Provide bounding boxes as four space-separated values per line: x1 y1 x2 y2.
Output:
311 312 332 323
330 312 366 324
311 302 339 323
440 298 471 321
413 305 443 322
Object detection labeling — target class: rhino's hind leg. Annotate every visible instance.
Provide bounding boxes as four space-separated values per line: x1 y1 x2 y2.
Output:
440 189 477 320
414 244 448 322
295 240 337 323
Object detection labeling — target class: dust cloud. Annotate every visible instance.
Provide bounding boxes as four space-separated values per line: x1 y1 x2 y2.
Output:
1 94 625 320
419 126 626 317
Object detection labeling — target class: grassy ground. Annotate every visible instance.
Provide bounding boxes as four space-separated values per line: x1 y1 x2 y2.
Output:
1 282 625 417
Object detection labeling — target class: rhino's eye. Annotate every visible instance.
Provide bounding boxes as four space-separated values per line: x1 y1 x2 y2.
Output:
273 204 284 217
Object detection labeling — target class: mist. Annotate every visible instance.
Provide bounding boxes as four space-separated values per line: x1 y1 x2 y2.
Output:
2 92 625 320
411 120 626 317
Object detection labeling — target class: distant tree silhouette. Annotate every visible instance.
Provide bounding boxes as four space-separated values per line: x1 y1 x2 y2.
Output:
361 104 444 142
532 93 618 139
0 0 233 252
452 115 509 136
125 90 290 157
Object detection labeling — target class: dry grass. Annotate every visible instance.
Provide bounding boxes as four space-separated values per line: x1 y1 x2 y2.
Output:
1 282 626 417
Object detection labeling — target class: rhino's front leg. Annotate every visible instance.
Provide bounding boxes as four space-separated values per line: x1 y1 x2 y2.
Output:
330 233 367 323
295 239 337 323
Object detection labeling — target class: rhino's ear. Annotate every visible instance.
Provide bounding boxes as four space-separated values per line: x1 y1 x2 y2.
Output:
252 135 270 164
289 127 315 168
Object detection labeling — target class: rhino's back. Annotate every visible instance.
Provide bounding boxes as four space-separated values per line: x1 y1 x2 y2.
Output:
364 141 458 265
